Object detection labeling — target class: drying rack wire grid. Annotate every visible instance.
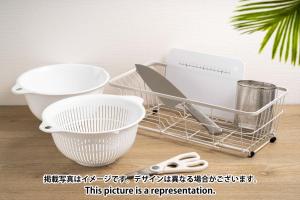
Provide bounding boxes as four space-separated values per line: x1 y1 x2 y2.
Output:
109 62 287 157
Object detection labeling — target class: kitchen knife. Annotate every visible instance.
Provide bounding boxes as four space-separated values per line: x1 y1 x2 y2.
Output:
135 64 222 135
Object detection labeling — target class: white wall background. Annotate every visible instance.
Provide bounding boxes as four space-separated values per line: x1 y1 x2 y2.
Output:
0 0 299 105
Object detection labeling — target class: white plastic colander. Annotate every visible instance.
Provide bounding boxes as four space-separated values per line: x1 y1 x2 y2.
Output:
39 94 145 167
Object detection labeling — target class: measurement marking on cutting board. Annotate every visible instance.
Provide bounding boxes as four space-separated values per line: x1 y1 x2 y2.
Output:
178 62 230 75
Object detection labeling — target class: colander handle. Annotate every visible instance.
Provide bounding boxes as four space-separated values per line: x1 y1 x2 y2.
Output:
122 96 144 105
39 122 62 133
11 83 29 95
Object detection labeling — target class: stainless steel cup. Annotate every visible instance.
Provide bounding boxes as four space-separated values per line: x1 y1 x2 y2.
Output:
235 80 276 130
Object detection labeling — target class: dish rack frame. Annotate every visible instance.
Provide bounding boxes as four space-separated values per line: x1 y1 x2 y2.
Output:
109 62 287 157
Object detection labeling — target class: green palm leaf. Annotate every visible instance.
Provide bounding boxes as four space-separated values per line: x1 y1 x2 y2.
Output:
232 0 300 66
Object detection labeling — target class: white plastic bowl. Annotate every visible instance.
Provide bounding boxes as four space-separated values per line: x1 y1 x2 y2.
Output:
12 64 110 120
39 94 145 167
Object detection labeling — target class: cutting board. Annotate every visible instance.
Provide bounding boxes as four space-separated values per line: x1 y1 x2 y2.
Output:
166 49 244 121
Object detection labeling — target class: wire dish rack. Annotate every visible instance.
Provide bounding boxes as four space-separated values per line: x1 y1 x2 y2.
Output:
109 62 287 157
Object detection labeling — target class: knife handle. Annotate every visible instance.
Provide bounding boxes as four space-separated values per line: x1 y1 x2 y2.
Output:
186 104 222 135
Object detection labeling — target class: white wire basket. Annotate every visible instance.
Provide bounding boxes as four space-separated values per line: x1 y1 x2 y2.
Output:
109 62 287 157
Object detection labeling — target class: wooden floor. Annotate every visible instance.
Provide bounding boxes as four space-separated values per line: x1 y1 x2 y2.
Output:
0 105 299 200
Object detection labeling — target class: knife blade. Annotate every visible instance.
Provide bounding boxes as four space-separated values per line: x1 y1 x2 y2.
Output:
135 64 222 135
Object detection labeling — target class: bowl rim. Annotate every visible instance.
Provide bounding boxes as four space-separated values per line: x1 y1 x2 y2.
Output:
15 64 110 96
